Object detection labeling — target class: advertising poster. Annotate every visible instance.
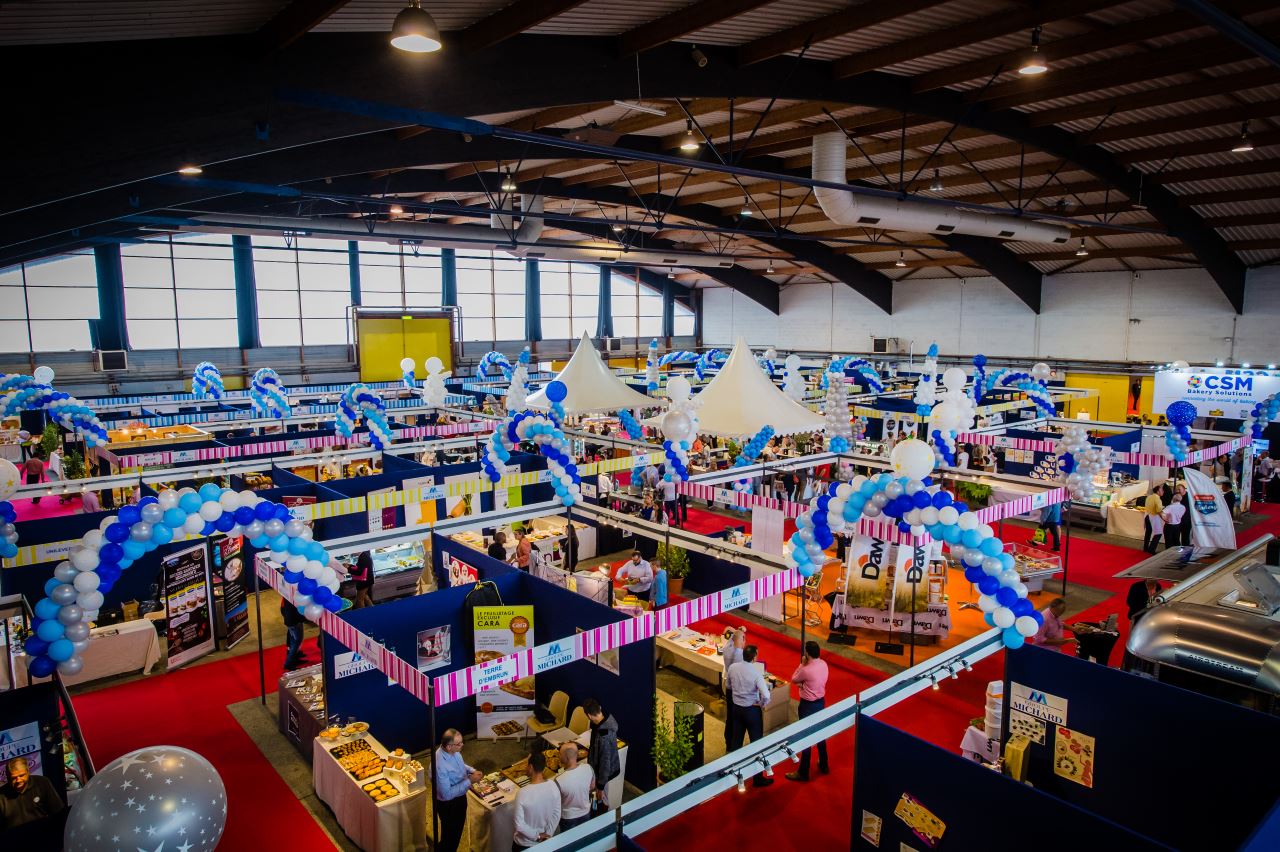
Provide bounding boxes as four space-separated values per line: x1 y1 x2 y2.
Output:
1053 725 1096 788
841 537 950 636
447 554 478 588
163 542 215 670
213 535 250 648
402 475 439 528
416 625 451 673
1153 368 1280 418
445 473 477 519
0 722 43 781
367 486 396 532
473 605 535 739
1184 466 1238 549
494 464 522 511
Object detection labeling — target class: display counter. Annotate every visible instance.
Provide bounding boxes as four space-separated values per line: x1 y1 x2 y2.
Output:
313 728 427 852
465 732 627 852
364 540 426 602
530 562 613 606
278 664 325 758
18 617 161 687
1005 543 1062 594
451 517 596 570
656 627 790 733
1105 504 1147 539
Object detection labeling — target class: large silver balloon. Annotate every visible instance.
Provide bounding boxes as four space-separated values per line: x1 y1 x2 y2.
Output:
64 746 226 852
55 562 79 584
50 583 78 605
140 503 164 524
63 621 90 642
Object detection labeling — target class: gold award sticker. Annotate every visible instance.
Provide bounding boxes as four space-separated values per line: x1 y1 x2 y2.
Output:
509 614 531 647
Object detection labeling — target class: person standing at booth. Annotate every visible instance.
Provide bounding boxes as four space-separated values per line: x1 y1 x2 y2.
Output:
435 728 482 852
726 646 773 787
584 699 620 809
515 528 532 571
513 750 561 850
1162 494 1187 550
786 642 830 782
1031 598 1077 653
555 743 594 833
488 531 508 562
615 551 653 601
280 597 307 671
1143 488 1164 553
1037 501 1062 552
352 551 374 608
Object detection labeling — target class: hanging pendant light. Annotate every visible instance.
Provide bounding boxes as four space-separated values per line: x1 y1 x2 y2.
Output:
895 252 907 268
740 197 753 216
1018 27 1048 75
679 120 700 153
500 168 517 192
766 260 775 274
390 1 442 53
1232 120 1254 153
929 170 943 192
1075 239 1089 257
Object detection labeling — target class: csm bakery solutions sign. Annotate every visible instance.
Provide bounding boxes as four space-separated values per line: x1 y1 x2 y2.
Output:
1153 368 1280 419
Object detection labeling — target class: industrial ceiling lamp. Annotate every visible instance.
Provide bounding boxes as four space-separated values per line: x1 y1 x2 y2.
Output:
929 170 943 192
766 260 775 274
1232 120 1254 153
1075 239 1089 257
390 0 442 53
500 168 517 192
1018 27 1048 76
680 120 701 153
740 197 753 216
389 204 404 215
177 164 203 176
895 252 907 268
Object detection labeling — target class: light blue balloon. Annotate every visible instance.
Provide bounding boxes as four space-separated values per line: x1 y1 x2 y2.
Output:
999 553 1015 571
37 619 65 642
123 539 146 560
152 524 174 545
270 534 290 551
250 536 269 549
961 528 982 548
287 537 308 555
178 493 202 514
198 483 221 502
943 525 962 544
35 598 60 620
47 638 74 661
1003 628 1026 650
981 538 1004 557
163 508 187 528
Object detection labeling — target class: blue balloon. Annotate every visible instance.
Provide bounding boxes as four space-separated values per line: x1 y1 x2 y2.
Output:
324 597 344 612
105 522 130 544
297 577 318 595
198 483 222 502
953 502 968 514
912 490 931 509
254 501 276 521
250 536 269 549
977 576 999 596
963 566 984 583
139 495 159 508
214 513 236 532
1012 598 1035 617
1031 610 1045 626
234 506 256 525
287 537 308 555
546 380 568 403
1003 628 1026 650
282 569 304 584
28 656 56 679
35 598 60 620
995 586 1018 608
47 638 74 662
270 534 290 552
179 492 203 514
943 526 962 545
152 523 174 545
123 539 146 559
163 508 187 528
999 553 1015 571
24 636 50 656
312 586 332 604
981 538 1004 558
36 619 65 642
201 522 215 536
98 565 121 582
43 577 63 596
273 505 291 522
118 505 141 525
306 542 327 562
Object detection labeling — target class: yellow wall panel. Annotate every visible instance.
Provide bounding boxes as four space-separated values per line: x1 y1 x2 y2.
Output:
357 316 453 383
1064 373 1132 422
403 317 453 375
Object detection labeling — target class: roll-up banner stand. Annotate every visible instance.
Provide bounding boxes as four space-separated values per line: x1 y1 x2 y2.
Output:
163 542 215 670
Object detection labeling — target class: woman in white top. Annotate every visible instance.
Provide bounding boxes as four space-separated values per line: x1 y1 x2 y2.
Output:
1160 495 1186 550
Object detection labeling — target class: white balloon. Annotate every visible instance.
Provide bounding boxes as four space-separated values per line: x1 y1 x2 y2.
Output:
957 512 979 531
993 607 1016 629
425 356 444 373
942 367 967 393
239 489 258 507
884 481 903 499
399 356 416 372
199 501 223 522
784 354 801 370
890 438 936 481
904 508 921 526
938 506 959 526
304 603 326 621
661 410 691 440
977 524 994 540
920 507 939 526
77 590 104 611
184 514 206 534
33 365 55 384
1015 615 1039 637
977 594 998 613
99 515 117 532
73 571 100 592
158 488 180 510
286 555 308 573
666 376 692 403
81 529 104 551
71 548 99 572
219 491 240 512
1031 362 1051 381
302 561 324 579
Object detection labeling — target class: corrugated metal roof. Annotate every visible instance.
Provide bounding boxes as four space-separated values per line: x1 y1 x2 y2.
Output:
314 0 511 33
0 0 291 45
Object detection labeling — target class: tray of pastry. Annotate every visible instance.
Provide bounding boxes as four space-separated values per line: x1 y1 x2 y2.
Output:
343 752 386 781
329 739 374 759
362 778 400 803
542 745 587 773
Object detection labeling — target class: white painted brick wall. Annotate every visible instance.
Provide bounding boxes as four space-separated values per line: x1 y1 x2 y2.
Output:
703 266 1280 364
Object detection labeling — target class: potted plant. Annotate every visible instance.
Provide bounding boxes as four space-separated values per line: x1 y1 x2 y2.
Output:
40 422 60 458
954 481 993 508
652 697 696 784
656 542 690 597
60 449 87 505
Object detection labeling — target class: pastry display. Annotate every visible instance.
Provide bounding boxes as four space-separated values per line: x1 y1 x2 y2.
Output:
319 727 340 741
342 721 369 736
329 739 374 759
362 778 399 802
342 751 386 781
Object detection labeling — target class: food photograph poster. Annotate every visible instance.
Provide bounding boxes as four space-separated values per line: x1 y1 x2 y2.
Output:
473 605 535 739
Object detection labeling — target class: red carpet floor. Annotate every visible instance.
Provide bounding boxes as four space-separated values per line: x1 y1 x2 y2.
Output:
72 635 332 850
12 493 85 522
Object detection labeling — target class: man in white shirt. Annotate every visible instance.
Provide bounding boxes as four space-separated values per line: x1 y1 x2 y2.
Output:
954 446 970 469
513 750 561 850
725 645 774 788
615 551 654 601
554 743 594 833
659 476 680 527
596 472 612 506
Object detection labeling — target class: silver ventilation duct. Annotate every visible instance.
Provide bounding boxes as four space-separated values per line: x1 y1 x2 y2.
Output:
811 132 1072 244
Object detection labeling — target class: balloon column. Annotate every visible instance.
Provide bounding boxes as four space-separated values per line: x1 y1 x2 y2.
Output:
0 458 20 559
787 438 1038 649
694 349 724 383
478 351 514 381
657 350 698 368
64 745 226 852
823 367 852 453
0 371 110 447
422 356 450 407
481 381 581 507
731 425 776 492
646 339 660 392
822 357 884 393
250 368 291 418
782 355 806 403
1054 424 1114 501
660 376 699 484
759 347 777 377
192 361 224 400
913 343 940 417
400 356 417 389
23 485 341 678
1164 401 1197 463
1245 392 1279 439
967 356 1055 417
506 348 531 412
929 368 978 467
335 383 395 450
617 409 646 440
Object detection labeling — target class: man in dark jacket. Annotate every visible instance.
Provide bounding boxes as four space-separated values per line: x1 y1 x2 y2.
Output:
281 596 307 670
1126 578 1162 623
584 699 620 808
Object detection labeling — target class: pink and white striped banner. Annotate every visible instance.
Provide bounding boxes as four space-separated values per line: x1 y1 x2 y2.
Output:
975 486 1069 524
677 481 809 519
956 433 1049 451
955 432 1250 470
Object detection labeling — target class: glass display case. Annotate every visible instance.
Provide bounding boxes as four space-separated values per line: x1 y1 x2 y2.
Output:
1004 542 1063 593
368 540 426 602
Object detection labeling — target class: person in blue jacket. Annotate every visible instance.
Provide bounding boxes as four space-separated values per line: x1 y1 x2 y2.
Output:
651 557 668 608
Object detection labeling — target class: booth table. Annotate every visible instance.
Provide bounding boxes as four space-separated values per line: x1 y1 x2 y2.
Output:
19 618 161 687
656 627 791 733
1104 504 1147 540
313 734 427 852
464 735 628 852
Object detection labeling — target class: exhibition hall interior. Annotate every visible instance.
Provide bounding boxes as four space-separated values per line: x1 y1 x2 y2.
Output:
3 1 1280 850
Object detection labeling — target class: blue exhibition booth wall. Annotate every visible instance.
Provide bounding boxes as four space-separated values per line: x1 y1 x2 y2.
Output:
851 716 1168 851
1005 646 1280 851
323 568 656 790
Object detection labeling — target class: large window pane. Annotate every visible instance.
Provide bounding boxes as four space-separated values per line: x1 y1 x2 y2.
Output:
253 261 298 290
126 288 177 320
298 262 349 291
259 318 301 347
177 288 235 318
301 292 351 319
257 289 301 319
122 256 173 288
673 314 695 336
178 319 236 349
542 317 571 339
22 253 95 287
494 317 524 341
638 316 663 337
542 294 571 317
303 318 349 345
30 320 92 351
127 319 179 350
359 265 402 293
174 258 234 288
26 287 98 320
462 317 495 343
0 321 31 353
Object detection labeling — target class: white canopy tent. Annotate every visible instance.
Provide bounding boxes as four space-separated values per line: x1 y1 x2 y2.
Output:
526 332 655 414
652 338 827 438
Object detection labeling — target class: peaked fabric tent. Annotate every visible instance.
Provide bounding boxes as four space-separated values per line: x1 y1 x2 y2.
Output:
670 338 826 438
526 332 655 414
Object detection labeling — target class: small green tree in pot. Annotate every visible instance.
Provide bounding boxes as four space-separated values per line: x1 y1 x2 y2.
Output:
954 481 992 508
656 542 691 597
40 423 61 458
652 698 696 784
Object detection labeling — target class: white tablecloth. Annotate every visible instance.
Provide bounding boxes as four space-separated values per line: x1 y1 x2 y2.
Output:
1106 504 1148 539
464 742 628 852
18 618 161 687
313 735 427 852
656 630 791 732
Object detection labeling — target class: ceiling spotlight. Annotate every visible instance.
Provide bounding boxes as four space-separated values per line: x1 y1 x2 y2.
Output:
500 169 517 193
930 675 939 691
1075 239 1089 257
1018 26 1048 75
390 0 442 53
929 170 943 192
1242 362 1252 369
1232 120 1254 153
680 120 701 153
1216 360 1225 367
766 260 775 275
177 164 204 176
691 45 708 68
735 772 746 793
785 745 800 764
950 665 960 680
388 204 404 215
962 658 973 672
740 198 753 217
895 252 907 268
1268 364 1276 370
758 757 774 778
612 222 625 233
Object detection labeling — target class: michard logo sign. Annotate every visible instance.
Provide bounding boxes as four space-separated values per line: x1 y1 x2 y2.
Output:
719 582 752 612
1009 682 1068 725
533 640 578 673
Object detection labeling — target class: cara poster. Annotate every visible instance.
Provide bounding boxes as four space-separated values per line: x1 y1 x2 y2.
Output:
163 542 215 670
0 722 43 781
213 535 249 648
473 605 535 739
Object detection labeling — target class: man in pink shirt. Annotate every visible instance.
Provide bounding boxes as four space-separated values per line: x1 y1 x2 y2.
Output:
786 641 830 781
1032 598 1077 653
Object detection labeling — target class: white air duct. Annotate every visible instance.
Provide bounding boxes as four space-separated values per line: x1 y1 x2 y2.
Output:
811 132 1071 244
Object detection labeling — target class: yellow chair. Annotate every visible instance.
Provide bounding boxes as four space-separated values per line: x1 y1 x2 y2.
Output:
567 706 589 736
526 690 569 737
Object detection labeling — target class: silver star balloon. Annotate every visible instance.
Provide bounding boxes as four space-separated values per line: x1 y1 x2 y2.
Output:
64 746 226 852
